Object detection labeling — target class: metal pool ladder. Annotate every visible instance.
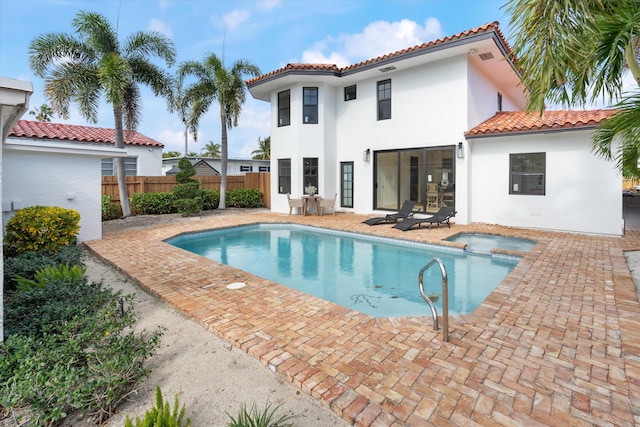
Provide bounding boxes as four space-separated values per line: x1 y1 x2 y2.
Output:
418 258 449 342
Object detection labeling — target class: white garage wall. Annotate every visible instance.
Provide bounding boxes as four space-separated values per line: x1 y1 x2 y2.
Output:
3 150 103 242
469 130 622 236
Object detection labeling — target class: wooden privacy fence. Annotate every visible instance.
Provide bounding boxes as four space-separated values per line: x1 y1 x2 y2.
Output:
103 172 271 208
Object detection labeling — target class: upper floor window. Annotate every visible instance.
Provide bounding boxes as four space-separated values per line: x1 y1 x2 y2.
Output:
509 152 545 195
303 87 318 124
258 166 270 172
377 79 391 120
102 157 137 176
278 90 290 127
344 85 356 101
240 165 253 172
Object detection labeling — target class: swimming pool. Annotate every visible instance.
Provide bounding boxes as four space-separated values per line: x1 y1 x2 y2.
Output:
446 233 537 254
167 224 520 318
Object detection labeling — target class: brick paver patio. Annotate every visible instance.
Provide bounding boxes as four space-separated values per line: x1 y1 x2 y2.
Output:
85 211 640 426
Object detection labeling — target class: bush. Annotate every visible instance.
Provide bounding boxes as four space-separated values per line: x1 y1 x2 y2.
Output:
4 206 80 256
3 244 84 291
226 189 263 208
124 386 191 427
131 192 176 215
175 157 196 184
102 195 121 221
1 274 162 425
172 182 201 200
15 263 87 291
200 189 220 210
174 197 203 217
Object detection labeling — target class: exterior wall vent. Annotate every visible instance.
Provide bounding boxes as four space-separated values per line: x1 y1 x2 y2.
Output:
379 66 397 72
479 52 494 61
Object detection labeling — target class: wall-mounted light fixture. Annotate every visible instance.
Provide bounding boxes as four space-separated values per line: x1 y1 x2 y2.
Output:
363 148 371 162
457 142 464 159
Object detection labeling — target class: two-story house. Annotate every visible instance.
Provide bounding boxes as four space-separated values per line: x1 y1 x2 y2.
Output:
247 21 620 236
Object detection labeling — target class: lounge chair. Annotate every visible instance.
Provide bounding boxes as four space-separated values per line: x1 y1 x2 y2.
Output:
392 207 456 231
362 200 416 225
319 193 337 215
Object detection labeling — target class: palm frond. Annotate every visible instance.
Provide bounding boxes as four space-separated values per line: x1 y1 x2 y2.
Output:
72 10 118 55
46 62 101 121
98 52 132 105
123 31 176 66
592 90 640 178
29 33 91 77
122 83 141 131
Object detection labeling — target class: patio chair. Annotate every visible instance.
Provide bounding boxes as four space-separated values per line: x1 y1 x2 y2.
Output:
286 193 304 215
362 200 416 225
392 206 456 231
319 193 337 215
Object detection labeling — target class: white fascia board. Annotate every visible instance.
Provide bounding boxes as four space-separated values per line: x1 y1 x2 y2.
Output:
3 139 127 158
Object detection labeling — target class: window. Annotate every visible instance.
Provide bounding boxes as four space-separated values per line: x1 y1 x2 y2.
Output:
258 166 270 172
303 157 318 192
344 85 356 101
341 162 353 208
377 79 391 120
278 90 290 127
510 152 545 195
240 165 253 172
278 159 291 194
102 157 137 176
302 87 318 124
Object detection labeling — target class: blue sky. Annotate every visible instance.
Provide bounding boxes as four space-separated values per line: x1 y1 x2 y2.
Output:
1 0 510 157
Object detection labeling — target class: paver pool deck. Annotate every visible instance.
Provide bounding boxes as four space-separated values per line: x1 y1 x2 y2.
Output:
85 211 640 426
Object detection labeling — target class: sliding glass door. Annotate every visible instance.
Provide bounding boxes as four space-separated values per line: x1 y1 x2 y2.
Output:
373 146 455 213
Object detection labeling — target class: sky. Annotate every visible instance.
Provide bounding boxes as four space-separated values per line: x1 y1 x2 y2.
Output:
0 0 520 158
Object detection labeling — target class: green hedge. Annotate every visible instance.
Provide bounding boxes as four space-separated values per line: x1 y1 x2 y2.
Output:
226 188 263 208
130 192 177 215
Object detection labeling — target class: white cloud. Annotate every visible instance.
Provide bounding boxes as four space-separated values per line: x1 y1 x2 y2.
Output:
148 18 173 39
223 9 250 30
157 128 202 154
301 17 444 67
158 0 171 11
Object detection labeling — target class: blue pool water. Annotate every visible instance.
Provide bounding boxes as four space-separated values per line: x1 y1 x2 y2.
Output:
446 233 537 254
167 225 520 318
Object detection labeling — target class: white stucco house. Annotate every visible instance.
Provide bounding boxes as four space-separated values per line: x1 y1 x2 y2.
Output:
162 156 270 176
247 21 620 236
4 120 164 242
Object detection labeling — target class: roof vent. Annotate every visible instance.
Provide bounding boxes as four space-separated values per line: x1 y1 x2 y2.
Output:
479 52 494 61
379 66 397 73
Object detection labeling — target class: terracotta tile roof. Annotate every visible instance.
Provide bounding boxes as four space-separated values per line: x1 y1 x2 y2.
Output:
8 120 164 147
465 110 616 138
247 21 511 86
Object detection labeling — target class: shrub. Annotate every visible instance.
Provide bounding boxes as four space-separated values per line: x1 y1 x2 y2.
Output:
131 192 176 215
102 195 121 221
172 182 201 200
15 263 87 291
226 189 263 208
174 197 203 217
4 206 80 256
175 157 196 184
226 401 297 427
200 189 220 211
124 386 191 427
1 276 162 425
3 244 84 291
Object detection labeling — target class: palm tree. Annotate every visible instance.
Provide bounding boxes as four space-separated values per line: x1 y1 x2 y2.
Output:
251 136 270 160
29 10 176 216
505 0 640 178
167 72 195 157
179 53 260 209
29 103 55 122
201 141 221 158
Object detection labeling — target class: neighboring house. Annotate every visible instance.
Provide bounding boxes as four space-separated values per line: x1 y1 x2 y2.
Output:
247 21 620 236
4 120 132 242
162 157 271 176
9 120 164 177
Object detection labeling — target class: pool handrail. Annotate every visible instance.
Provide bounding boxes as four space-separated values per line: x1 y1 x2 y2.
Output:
418 257 449 342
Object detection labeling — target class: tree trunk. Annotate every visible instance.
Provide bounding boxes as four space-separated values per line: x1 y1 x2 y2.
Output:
184 122 189 157
113 105 131 217
219 109 227 210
